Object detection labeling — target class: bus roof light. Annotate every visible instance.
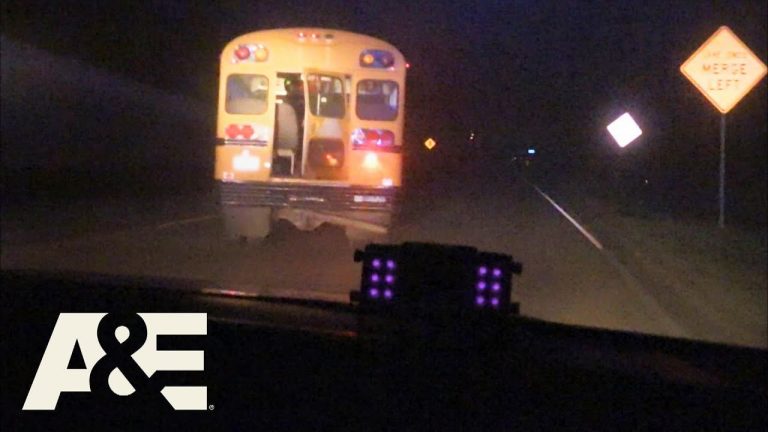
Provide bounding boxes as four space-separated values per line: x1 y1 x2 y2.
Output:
360 49 396 68
234 45 250 60
254 45 269 61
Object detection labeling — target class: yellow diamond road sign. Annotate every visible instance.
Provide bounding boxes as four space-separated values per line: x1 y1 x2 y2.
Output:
424 137 436 150
680 26 767 114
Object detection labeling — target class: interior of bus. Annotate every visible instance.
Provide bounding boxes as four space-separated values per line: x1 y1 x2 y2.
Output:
270 73 344 180
273 73 305 177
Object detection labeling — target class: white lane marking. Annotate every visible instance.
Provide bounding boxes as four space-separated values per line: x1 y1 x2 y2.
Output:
156 214 219 230
531 185 604 251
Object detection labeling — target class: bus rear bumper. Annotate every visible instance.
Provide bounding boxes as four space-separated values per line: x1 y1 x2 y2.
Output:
218 181 399 232
218 181 399 212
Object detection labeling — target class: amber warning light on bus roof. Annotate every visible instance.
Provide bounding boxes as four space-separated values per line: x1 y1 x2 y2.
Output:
360 50 395 68
233 44 269 63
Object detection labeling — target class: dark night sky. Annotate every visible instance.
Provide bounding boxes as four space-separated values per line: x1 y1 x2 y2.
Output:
2 0 767 208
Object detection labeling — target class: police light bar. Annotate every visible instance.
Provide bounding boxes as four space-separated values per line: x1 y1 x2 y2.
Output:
351 242 522 314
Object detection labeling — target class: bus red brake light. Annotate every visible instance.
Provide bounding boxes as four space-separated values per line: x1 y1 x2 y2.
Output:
226 124 242 139
224 124 269 144
379 130 395 146
241 124 254 138
363 129 379 143
351 128 398 151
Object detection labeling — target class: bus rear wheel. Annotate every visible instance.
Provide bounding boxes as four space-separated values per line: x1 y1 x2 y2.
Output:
223 206 272 243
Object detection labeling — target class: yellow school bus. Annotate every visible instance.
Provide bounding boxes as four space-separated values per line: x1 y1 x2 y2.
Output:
216 28 405 242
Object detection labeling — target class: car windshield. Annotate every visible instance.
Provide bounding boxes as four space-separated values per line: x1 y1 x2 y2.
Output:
1 1 766 350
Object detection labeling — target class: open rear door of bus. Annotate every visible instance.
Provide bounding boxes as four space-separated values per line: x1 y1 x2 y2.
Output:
302 71 351 181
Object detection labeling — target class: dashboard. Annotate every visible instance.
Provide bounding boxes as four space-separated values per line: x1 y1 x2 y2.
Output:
2 270 765 431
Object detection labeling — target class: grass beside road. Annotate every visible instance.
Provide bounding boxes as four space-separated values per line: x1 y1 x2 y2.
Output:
530 172 767 348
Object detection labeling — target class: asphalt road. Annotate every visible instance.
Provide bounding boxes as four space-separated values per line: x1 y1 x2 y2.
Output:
0 174 718 344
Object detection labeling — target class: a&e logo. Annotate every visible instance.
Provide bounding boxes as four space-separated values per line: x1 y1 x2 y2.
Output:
23 313 207 410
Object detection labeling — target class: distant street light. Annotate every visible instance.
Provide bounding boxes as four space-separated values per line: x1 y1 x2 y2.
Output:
606 112 642 148
527 148 536 155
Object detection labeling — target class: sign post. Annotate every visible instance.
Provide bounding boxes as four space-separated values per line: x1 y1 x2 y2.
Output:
680 26 767 228
719 114 725 228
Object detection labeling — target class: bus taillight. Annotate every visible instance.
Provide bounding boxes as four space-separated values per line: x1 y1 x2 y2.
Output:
225 124 267 142
378 130 395 146
351 128 396 150
226 124 241 139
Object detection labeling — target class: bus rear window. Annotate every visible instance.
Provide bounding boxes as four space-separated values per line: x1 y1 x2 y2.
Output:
356 80 398 121
226 74 268 114
307 74 345 119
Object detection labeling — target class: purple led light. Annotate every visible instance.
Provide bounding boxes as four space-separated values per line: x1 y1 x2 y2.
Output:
478 266 488 276
372 258 382 268
371 273 380 283
384 289 393 299
475 296 486 306
476 281 487 291
492 268 502 278
385 274 395 284
492 282 500 292
491 297 499 307
386 259 396 270
369 288 380 298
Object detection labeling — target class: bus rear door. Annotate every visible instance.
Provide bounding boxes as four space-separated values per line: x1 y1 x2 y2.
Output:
302 71 350 181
